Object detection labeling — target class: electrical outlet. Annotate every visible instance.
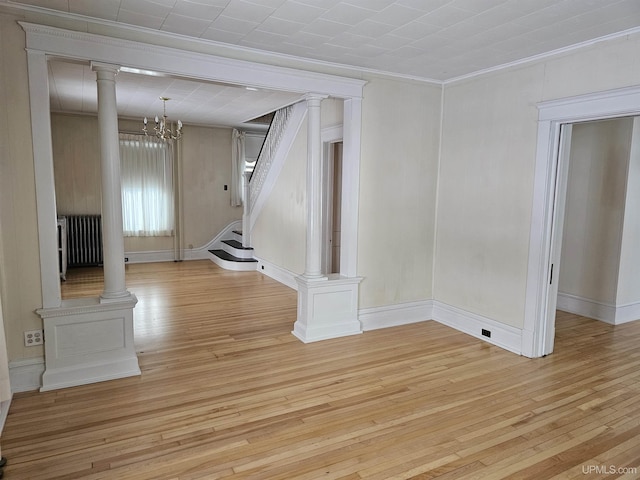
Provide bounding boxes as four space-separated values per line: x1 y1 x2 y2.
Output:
481 329 491 338
24 330 43 346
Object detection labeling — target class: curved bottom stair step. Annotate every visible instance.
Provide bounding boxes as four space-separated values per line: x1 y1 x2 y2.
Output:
209 249 257 272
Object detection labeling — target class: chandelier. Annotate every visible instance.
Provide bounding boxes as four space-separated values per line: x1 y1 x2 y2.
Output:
143 97 183 141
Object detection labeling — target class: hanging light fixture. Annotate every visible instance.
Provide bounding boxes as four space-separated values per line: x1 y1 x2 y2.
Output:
143 96 183 141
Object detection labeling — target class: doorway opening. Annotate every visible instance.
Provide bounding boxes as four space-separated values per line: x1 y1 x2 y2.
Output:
554 118 639 332
326 142 343 274
321 125 345 276
524 86 640 358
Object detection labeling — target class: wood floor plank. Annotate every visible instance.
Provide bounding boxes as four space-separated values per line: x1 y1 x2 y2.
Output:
2 260 640 479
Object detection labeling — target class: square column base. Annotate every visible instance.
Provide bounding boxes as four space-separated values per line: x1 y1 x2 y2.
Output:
292 274 363 343
36 294 140 391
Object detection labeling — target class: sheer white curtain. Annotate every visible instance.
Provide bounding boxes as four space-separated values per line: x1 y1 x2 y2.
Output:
119 133 174 236
231 128 246 207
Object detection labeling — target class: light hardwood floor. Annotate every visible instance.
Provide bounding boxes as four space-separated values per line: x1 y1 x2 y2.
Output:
3 261 640 479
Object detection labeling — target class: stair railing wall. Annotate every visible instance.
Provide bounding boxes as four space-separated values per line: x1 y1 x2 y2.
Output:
248 104 293 213
242 103 295 248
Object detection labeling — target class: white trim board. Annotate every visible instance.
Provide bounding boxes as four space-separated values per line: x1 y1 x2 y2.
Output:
0 398 11 437
125 250 176 264
9 357 45 393
359 300 433 331
255 257 298 291
20 23 366 99
557 293 640 325
432 302 523 355
124 221 242 263
358 300 523 356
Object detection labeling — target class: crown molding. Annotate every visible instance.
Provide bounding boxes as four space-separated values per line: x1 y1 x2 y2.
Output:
445 25 640 86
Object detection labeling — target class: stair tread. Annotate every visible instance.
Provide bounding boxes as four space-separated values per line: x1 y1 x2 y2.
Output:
232 230 242 235
222 239 253 250
209 249 257 263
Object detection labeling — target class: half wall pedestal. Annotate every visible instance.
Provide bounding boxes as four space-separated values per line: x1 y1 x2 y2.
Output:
36 295 140 391
293 275 363 343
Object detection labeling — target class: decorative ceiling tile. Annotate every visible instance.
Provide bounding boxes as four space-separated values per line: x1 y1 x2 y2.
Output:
9 0 639 127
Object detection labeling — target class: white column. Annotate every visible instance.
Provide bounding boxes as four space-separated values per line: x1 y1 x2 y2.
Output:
304 93 328 279
92 62 130 301
242 171 252 248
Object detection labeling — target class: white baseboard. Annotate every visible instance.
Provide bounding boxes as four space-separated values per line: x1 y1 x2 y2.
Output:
557 292 640 325
125 220 244 264
614 301 640 324
358 299 522 354
0 398 11 435
125 250 176 264
432 301 523 355
359 300 433 331
9 357 44 393
255 257 298 290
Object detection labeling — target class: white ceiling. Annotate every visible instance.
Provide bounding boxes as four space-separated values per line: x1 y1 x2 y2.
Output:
47 60 301 130
5 0 640 128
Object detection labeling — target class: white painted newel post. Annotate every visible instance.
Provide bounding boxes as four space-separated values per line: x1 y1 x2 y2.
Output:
242 171 252 248
92 62 130 301
292 93 363 343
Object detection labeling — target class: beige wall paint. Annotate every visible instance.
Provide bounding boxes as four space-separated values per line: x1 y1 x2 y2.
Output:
358 77 441 308
180 125 241 249
559 118 633 305
51 114 241 254
615 117 640 307
251 115 307 275
437 32 640 329
0 12 45 361
436 64 544 325
52 113 102 215
251 97 344 276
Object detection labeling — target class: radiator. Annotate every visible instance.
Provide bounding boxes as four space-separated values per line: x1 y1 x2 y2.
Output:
65 215 103 267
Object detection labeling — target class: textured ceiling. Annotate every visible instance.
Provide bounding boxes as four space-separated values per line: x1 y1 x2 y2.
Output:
5 0 640 128
48 60 301 130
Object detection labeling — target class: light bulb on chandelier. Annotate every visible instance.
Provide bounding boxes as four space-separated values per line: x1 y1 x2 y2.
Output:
143 96 183 141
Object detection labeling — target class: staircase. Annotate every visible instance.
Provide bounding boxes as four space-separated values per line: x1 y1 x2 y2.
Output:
208 230 257 271
208 102 304 272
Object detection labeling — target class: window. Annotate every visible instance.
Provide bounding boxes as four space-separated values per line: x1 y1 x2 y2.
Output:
119 133 174 236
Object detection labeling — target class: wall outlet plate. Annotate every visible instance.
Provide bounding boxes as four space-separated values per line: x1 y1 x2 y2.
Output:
24 330 43 346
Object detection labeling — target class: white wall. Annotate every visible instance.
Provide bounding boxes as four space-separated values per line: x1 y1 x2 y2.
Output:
436 31 640 329
358 77 441 308
436 64 543 326
559 118 633 305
